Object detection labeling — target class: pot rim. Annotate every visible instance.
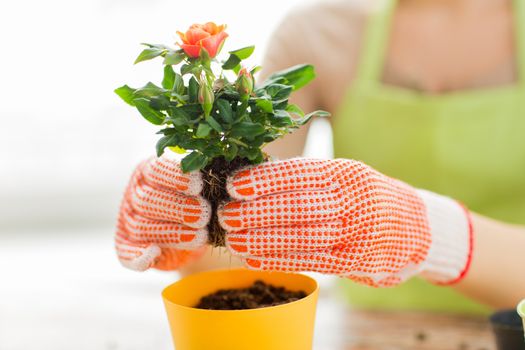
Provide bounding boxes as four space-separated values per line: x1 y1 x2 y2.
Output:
162 268 319 313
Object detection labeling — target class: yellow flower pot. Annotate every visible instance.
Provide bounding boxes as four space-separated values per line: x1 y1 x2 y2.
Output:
162 268 319 350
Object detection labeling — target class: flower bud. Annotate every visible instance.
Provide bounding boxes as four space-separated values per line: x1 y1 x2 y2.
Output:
198 76 214 117
236 68 254 100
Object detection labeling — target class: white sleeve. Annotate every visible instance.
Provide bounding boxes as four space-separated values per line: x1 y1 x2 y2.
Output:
416 190 473 285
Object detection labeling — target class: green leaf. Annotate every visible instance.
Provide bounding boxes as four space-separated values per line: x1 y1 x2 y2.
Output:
244 147 262 161
224 143 238 161
199 47 211 64
196 123 212 137
216 99 233 123
133 98 165 125
286 104 304 116
169 105 201 126
222 54 241 70
266 64 315 90
230 121 265 139
162 65 175 89
274 109 291 118
181 63 199 76
179 104 202 117
140 43 171 50
255 99 273 113
134 47 166 64
308 110 331 118
133 82 166 98
297 110 331 125
169 146 186 154
273 100 288 111
173 73 185 95
180 64 190 75
232 63 242 75
252 151 265 163
251 134 266 148
149 95 170 110
180 138 207 150
250 66 262 75
272 109 293 126
220 89 241 100
229 46 255 59
163 50 185 65
181 151 208 172
229 138 249 148
114 85 136 106
266 84 292 100
202 144 222 158
263 133 280 143
168 107 190 126
188 77 199 103
156 127 177 135
205 115 223 132
156 134 178 157
170 92 188 104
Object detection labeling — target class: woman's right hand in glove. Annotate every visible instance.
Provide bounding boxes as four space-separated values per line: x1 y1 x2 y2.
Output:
115 152 211 271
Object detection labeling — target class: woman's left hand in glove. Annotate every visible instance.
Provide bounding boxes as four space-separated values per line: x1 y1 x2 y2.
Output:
218 158 473 287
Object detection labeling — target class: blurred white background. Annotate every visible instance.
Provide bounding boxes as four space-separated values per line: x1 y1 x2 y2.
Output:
0 1 334 349
0 0 332 230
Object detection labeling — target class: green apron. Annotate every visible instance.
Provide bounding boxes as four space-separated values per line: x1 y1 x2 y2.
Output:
333 0 525 314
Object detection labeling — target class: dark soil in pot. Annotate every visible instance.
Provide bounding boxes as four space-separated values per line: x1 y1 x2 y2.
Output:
195 280 307 310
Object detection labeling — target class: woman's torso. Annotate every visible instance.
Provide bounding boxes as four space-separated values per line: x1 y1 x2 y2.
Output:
312 0 517 112
327 0 525 313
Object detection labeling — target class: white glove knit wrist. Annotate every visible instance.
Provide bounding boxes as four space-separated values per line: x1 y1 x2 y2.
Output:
416 189 474 285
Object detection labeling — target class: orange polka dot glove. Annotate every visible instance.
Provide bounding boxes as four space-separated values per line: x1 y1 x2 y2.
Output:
115 152 210 271
218 158 473 287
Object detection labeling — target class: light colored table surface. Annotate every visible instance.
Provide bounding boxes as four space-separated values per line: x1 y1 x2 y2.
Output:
0 229 496 350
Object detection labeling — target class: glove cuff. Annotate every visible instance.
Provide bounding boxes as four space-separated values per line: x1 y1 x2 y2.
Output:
416 190 474 285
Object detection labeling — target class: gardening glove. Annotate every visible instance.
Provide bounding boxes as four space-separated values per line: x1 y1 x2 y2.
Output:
218 158 473 287
115 152 211 271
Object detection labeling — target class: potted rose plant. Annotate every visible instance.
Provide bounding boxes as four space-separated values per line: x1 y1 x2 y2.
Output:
115 22 327 350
